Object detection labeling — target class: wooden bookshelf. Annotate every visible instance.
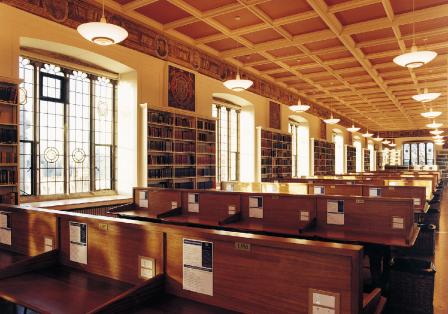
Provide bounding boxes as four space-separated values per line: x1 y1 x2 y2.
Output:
0 76 20 205
363 148 371 172
345 145 356 173
256 127 292 182
147 106 216 189
310 138 335 176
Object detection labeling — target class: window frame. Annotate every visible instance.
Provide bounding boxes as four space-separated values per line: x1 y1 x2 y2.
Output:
402 141 434 166
212 102 240 183
19 56 117 200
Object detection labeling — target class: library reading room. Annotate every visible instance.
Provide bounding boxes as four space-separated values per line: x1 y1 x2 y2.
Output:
0 0 448 313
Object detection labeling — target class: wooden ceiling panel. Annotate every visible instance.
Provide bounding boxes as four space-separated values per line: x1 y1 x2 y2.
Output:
267 46 302 58
135 1 191 24
256 0 313 20
182 0 238 12
100 0 448 131
175 21 220 39
282 17 328 36
205 38 244 51
335 3 386 26
212 8 263 30
391 0 448 15
242 28 284 44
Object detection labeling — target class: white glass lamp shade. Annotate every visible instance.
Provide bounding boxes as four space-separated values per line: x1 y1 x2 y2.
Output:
223 73 253 92
389 143 397 147
430 129 444 135
347 124 360 132
393 45 437 68
421 110 442 118
77 17 128 46
426 120 443 129
290 99 310 112
382 139 391 144
413 88 441 103
362 131 373 138
433 135 444 140
435 141 445 146
373 135 383 142
323 114 340 124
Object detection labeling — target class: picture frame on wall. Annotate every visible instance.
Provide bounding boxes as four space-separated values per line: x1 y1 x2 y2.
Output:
168 65 195 112
269 101 281 129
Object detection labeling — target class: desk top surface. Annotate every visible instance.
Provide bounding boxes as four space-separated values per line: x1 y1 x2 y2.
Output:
0 265 133 314
0 250 28 269
133 294 238 314
118 209 159 220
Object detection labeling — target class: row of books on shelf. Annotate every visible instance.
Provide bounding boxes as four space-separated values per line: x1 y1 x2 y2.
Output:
197 155 215 164
260 130 272 140
148 140 172 152
174 167 196 177
0 169 16 184
261 158 272 166
174 142 195 152
197 120 215 131
261 167 272 174
148 126 173 138
197 180 214 189
0 151 17 163
0 192 17 205
148 155 173 165
272 166 292 174
148 167 172 178
273 142 291 150
261 148 272 156
175 116 194 128
147 179 215 190
148 111 173 125
0 84 17 103
272 151 291 158
197 132 215 142
175 129 195 141
197 143 214 154
174 155 195 164
197 167 215 176
273 134 291 142
0 128 17 143
273 159 291 166
261 139 272 148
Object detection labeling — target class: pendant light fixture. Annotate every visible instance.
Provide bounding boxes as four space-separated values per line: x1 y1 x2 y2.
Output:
223 68 253 92
289 98 310 112
389 142 397 148
420 107 442 118
373 134 383 142
430 129 444 136
77 0 128 46
323 102 340 124
362 130 373 138
433 135 444 140
413 88 441 103
346 123 360 133
393 0 437 68
435 140 445 146
382 139 391 145
426 120 443 129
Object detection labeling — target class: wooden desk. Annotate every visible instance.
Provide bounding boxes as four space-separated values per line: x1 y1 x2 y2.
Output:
0 265 133 314
0 250 27 269
133 294 238 313
117 209 160 221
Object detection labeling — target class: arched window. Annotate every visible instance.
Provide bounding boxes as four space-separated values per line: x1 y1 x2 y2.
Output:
289 117 310 177
353 137 362 172
332 130 344 175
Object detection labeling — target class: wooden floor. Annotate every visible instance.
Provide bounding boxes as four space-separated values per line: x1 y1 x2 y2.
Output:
434 188 447 314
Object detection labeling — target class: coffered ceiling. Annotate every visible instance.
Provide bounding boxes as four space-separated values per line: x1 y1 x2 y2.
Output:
100 0 448 131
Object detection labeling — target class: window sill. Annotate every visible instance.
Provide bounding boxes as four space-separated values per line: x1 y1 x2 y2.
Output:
22 192 132 210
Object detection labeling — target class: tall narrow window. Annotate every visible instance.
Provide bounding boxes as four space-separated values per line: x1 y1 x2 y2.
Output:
212 103 239 183
333 132 344 175
289 120 309 177
19 57 116 197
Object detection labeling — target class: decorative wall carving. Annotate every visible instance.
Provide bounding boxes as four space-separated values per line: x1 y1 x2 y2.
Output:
2 0 358 128
168 65 195 112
